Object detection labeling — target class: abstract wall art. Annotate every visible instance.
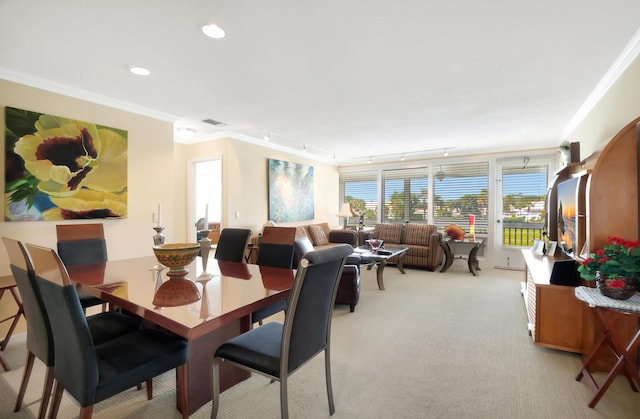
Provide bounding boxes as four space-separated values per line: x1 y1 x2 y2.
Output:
4 106 128 221
267 158 314 223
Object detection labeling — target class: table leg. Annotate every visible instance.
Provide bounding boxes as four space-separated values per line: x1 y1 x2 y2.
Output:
375 261 386 291
468 244 482 276
396 252 407 274
439 242 453 273
179 316 252 415
576 307 640 408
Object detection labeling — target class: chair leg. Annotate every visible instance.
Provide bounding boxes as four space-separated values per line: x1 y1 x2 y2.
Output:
145 379 153 400
39 366 55 419
14 351 35 412
48 381 64 419
280 376 289 419
79 405 93 419
211 358 220 419
325 348 335 415
176 364 189 419
0 351 9 371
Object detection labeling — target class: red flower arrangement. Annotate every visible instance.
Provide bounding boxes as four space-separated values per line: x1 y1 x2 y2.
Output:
577 236 640 282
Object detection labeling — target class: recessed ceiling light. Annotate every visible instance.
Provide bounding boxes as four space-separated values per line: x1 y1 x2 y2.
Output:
176 127 197 140
129 65 150 76
202 24 225 39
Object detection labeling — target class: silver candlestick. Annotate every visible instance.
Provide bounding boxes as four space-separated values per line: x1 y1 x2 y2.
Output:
153 226 166 245
198 229 213 279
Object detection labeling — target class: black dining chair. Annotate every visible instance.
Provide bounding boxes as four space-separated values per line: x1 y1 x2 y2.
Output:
251 226 297 326
25 242 190 419
56 223 109 312
214 228 252 262
211 244 353 419
2 237 142 419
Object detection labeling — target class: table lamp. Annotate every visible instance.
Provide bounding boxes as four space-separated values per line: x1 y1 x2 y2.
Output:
337 203 355 229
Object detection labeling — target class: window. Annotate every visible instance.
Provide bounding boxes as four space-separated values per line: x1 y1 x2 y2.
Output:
432 162 489 233
339 171 379 224
381 168 429 223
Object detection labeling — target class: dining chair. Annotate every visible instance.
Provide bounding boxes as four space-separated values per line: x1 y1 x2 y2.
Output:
2 238 142 419
214 228 252 262
56 223 109 312
252 226 297 325
211 244 353 419
24 242 190 419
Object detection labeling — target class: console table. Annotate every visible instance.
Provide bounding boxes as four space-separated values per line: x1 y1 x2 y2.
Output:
439 239 484 275
574 287 640 408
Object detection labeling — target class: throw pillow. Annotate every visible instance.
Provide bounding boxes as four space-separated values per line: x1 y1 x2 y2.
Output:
308 225 329 246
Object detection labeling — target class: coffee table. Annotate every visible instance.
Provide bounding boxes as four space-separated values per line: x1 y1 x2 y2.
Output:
354 245 409 290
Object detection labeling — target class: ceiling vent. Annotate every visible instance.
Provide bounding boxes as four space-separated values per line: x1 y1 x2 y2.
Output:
202 118 226 126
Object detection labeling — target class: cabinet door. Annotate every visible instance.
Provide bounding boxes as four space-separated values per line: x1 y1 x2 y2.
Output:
536 285 582 353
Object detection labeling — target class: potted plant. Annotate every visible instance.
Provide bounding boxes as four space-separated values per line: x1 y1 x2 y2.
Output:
577 236 640 299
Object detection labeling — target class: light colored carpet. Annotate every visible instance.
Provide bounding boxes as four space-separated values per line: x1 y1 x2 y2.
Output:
1 264 639 418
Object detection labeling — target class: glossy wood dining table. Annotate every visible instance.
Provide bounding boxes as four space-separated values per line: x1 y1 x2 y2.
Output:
66 255 294 415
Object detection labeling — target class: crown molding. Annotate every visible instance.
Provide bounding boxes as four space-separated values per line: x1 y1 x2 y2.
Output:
0 67 178 123
563 28 640 138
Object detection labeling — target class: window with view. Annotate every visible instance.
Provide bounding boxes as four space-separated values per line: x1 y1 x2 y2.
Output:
432 162 489 234
339 171 379 225
381 168 429 223
501 162 548 247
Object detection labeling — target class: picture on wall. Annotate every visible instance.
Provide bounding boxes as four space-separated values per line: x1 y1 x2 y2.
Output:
4 106 128 221
268 158 314 223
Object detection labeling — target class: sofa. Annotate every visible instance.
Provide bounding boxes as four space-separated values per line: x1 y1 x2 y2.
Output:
368 223 444 271
294 222 358 249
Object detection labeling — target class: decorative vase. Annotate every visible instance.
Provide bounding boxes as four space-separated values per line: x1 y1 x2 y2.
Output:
468 214 475 240
153 226 166 245
595 271 638 300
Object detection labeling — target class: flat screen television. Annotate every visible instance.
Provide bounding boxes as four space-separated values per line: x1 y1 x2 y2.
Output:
556 173 588 258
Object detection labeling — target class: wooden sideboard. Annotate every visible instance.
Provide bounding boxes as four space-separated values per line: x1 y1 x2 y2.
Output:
521 249 583 353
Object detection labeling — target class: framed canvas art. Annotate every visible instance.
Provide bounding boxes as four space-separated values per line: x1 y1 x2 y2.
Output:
267 158 314 222
4 107 128 221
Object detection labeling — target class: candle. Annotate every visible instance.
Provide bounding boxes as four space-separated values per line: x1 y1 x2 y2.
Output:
157 203 162 227
204 203 209 228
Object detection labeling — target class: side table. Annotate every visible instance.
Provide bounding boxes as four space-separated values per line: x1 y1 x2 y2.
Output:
574 287 640 408
0 275 24 371
439 239 484 276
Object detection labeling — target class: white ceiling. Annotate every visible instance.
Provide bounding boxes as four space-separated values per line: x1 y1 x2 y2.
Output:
2 1 640 165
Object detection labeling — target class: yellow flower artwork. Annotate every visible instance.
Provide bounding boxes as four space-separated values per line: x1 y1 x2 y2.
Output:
4 107 128 221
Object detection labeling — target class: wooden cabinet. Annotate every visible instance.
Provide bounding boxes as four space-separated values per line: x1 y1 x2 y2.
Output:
521 249 583 353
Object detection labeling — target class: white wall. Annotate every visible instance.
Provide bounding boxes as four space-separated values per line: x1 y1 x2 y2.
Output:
182 137 340 236
564 53 640 153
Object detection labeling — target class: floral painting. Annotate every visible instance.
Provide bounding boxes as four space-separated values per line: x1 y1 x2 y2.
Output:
4 107 127 221
268 158 314 223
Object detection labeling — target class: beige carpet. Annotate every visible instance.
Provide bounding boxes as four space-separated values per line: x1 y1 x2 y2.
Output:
1 264 639 418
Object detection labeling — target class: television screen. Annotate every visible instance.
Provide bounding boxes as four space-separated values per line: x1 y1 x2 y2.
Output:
556 174 587 257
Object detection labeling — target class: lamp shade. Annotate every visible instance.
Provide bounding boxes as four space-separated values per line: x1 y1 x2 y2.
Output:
337 203 355 217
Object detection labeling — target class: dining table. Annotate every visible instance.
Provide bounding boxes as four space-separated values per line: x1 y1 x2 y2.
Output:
66 255 294 416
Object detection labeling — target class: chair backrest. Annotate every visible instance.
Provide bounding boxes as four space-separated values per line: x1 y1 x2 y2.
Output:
24 243 72 286
257 227 297 269
34 270 99 405
282 244 353 374
293 236 315 269
215 228 252 262
2 237 53 365
56 223 108 266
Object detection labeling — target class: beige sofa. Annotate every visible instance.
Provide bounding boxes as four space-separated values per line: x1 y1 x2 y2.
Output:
369 223 444 271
